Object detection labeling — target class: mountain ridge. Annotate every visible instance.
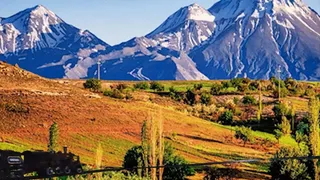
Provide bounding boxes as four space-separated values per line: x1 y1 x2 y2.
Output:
0 1 320 80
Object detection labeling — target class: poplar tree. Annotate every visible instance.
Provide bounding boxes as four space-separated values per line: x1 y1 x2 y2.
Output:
307 97 319 180
48 122 58 152
141 120 149 177
257 81 263 121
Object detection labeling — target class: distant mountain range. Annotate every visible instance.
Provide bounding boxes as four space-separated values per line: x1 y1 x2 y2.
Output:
1 0 319 80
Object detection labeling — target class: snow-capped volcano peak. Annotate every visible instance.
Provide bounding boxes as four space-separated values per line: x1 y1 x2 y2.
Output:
148 3 214 36
1 4 63 35
186 3 215 22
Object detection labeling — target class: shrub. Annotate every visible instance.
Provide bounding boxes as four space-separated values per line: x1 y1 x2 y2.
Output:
218 110 233 125
134 82 149 90
103 89 124 99
115 83 128 92
222 81 233 89
305 88 316 97
233 97 240 105
210 83 222 95
273 87 289 98
235 126 255 146
193 83 203 91
185 89 198 105
238 83 249 92
272 103 289 122
122 146 144 175
249 81 260 91
83 79 101 92
150 81 164 92
125 93 133 100
5 103 29 113
269 147 310 180
278 116 291 135
200 92 213 105
225 99 236 112
274 129 283 143
163 155 195 180
123 143 194 179
169 86 183 101
242 95 257 105
284 78 297 90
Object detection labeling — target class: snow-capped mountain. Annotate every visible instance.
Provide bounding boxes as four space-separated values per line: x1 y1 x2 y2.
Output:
146 3 216 52
63 3 214 80
0 5 109 78
190 0 320 80
66 36 208 80
1 1 320 80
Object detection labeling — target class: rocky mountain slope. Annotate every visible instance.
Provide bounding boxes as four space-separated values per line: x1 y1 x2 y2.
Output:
190 0 320 80
0 5 109 78
1 0 319 80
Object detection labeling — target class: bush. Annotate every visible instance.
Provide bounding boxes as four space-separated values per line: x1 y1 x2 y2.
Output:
123 143 194 179
233 97 240 105
277 116 291 135
200 92 213 105
249 81 259 91
134 82 150 90
305 88 316 97
103 89 124 99
238 83 249 92
193 83 203 91
273 88 289 98
5 103 29 113
185 89 198 105
122 146 144 175
125 93 133 100
269 147 310 180
242 95 257 105
272 103 289 121
150 81 164 92
210 83 222 95
83 79 101 92
169 87 183 102
163 155 195 180
235 126 255 146
218 110 233 125
222 81 233 89
274 129 283 143
115 83 128 92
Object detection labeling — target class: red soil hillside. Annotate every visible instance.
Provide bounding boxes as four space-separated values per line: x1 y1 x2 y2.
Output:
0 61 277 179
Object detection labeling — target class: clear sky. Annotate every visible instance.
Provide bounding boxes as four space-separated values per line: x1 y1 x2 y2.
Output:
0 0 319 45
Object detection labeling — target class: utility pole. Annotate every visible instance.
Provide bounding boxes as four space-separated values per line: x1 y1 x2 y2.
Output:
277 65 281 103
97 59 101 80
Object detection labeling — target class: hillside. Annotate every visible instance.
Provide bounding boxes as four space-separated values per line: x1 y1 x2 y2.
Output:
1 61 317 179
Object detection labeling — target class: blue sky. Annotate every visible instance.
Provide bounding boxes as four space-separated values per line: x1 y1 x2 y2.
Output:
0 0 319 45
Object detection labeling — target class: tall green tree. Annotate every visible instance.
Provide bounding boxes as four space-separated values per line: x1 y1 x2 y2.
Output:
307 97 319 180
48 122 58 152
141 120 149 177
257 81 263 121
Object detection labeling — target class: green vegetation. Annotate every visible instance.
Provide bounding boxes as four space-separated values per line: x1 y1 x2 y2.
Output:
134 82 150 90
83 78 101 92
218 110 233 125
235 126 255 146
307 97 319 180
150 81 165 92
269 147 310 180
242 95 257 105
48 122 58 152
